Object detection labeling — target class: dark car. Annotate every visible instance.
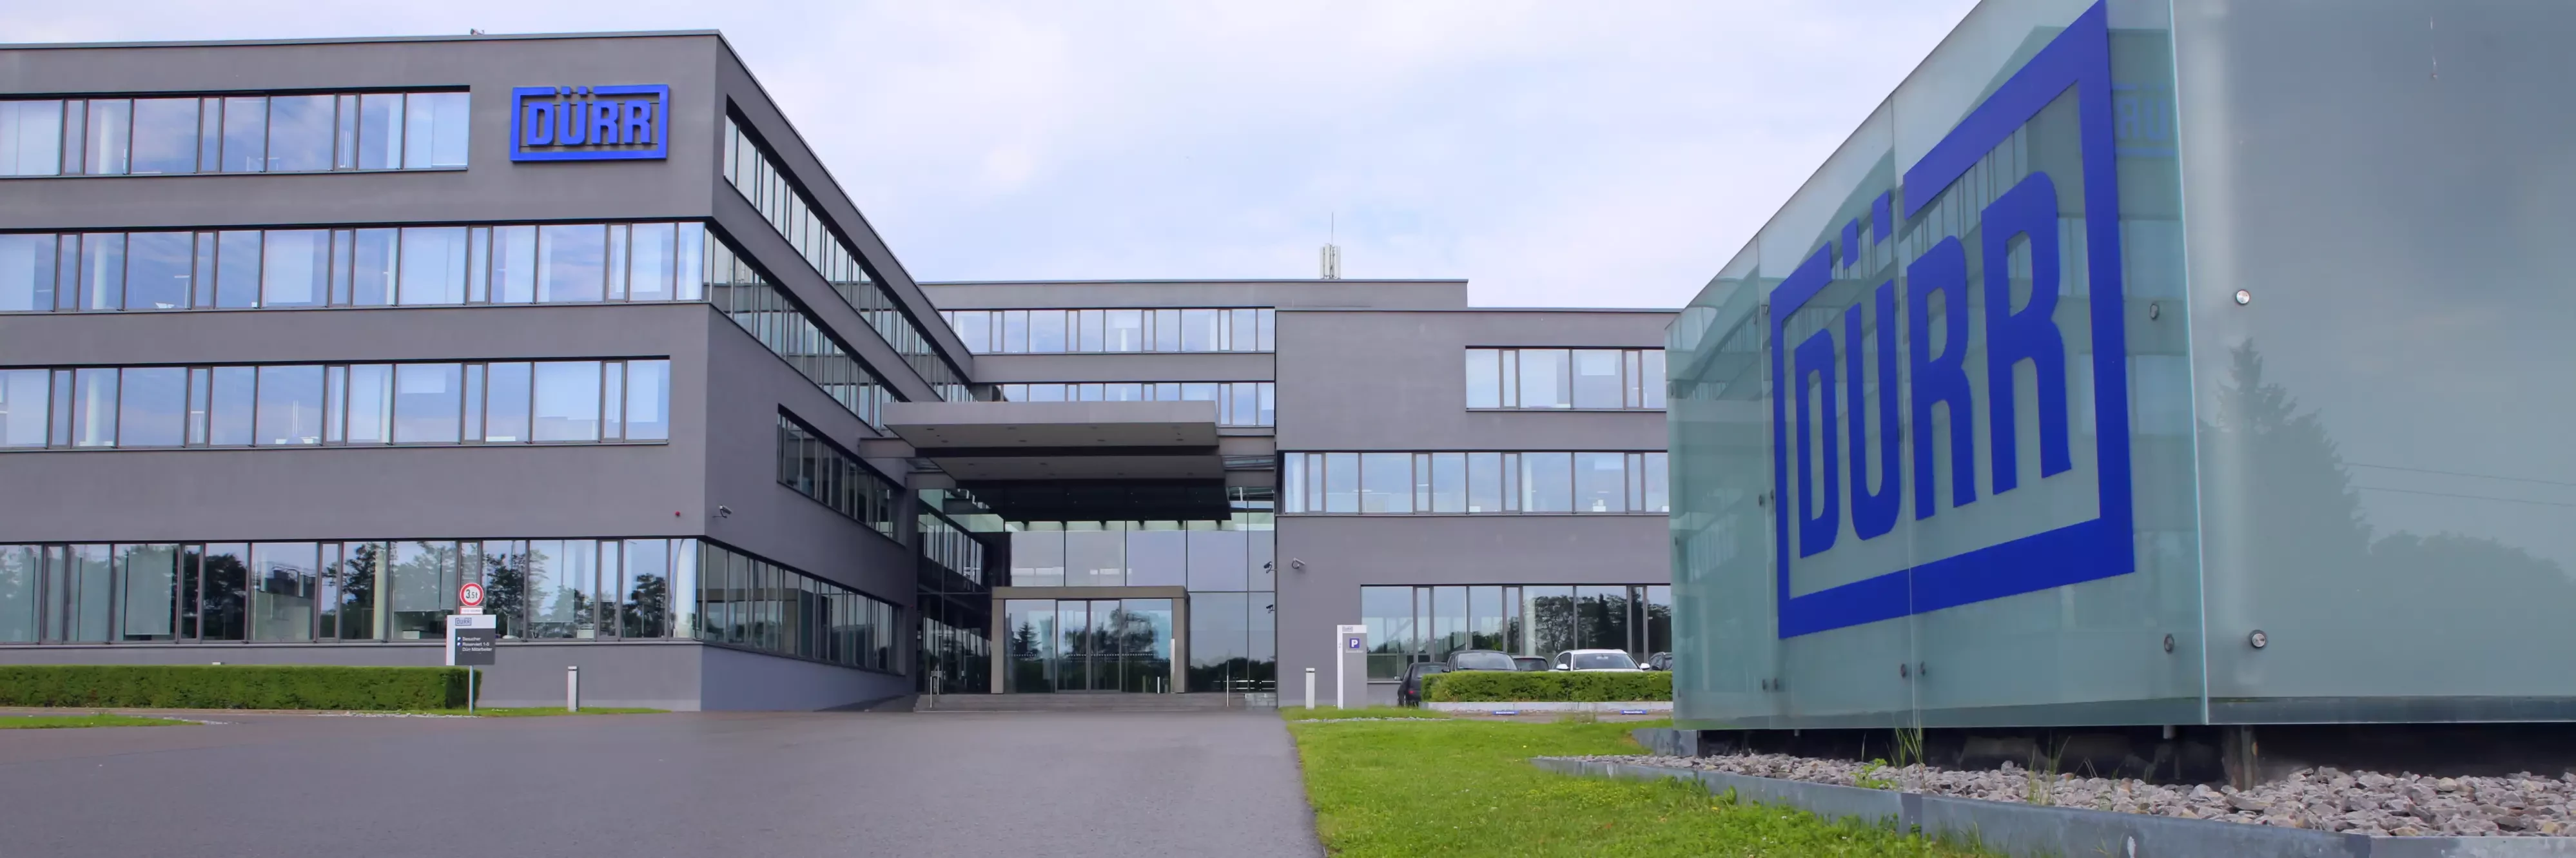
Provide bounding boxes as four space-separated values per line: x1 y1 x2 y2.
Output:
1444 649 1519 672
1643 652 1673 671
1398 662 1449 707
1513 656 1549 672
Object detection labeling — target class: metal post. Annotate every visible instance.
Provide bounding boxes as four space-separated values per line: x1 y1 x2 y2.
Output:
566 665 580 712
1334 654 1345 710
1303 667 1316 710
468 670 476 715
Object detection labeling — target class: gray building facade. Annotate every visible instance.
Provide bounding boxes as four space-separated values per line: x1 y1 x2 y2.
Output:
0 32 1669 709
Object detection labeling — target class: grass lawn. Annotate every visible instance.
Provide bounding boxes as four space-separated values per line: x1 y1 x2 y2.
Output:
1281 706 1451 721
0 713 191 729
1287 716 1991 857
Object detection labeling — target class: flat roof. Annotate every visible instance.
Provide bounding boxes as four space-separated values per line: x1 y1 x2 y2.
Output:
0 31 721 50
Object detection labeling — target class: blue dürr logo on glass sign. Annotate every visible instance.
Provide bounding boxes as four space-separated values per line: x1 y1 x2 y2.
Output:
1768 1 2131 639
510 84 670 162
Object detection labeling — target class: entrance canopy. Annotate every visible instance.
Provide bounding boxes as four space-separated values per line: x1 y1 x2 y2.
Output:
883 400 1224 481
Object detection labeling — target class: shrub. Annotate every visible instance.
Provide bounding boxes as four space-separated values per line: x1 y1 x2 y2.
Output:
1420 670 1671 703
0 665 475 710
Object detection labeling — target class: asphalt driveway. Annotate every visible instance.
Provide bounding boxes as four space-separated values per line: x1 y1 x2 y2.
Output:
0 710 1325 858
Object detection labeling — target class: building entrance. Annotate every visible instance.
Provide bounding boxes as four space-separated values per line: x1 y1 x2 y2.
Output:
1000 597 1177 693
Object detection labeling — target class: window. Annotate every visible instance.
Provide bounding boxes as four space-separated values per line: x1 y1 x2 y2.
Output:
774 412 901 539
1465 347 1666 410
702 234 895 429
944 306 1277 355
0 90 468 178
1362 583 1670 667
720 117 969 400
1283 450 1668 515
696 540 900 672
0 358 670 451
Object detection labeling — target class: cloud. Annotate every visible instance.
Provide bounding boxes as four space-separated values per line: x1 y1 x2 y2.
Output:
14 0 1976 308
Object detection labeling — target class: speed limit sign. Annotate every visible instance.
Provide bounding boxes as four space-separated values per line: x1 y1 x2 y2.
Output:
458 581 486 608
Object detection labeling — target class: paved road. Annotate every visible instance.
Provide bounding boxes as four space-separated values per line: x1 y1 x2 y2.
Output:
0 710 1325 858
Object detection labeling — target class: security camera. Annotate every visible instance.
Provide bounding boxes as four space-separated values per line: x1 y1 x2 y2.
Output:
716 505 734 518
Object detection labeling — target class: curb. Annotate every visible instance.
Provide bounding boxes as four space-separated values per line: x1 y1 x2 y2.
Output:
1535 756 2576 857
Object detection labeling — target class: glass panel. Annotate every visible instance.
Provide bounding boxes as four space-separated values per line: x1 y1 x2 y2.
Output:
0 370 45 447
625 359 670 441
127 98 198 175
70 367 115 447
220 96 266 173
205 366 253 445
0 233 53 311
0 101 64 177
1120 599 1174 692
536 224 605 303
1106 309 1144 351
1361 585 1413 679
198 543 249 641
82 98 130 175
1186 529 1249 590
997 309 1028 353
355 93 402 170
1064 526 1124 587
124 231 191 310
1430 453 1467 512
1466 452 1503 512
1004 599 1058 693
0 546 36 642
525 540 579 639
404 92 469 168
384 541 453 641
1028 309 1066 353
619 539 668 638
260 229 329 307
1151 309 1181 351
116 367 185 447
116 544 178 641
1465 349 1501 408
1229 307 1258 353
343 364 392 445
396 226 467 305
532 361 601 442
1518 348 1571 409
1360 453 1412 514
214 230 260 308
1519 451 1572 512
389 363 463 444
493 226 537 303
1009 529 1064 587
255 365 324 445
77 232 122 311
249 542 317 641
266 95 333 172
1571 349 1623 408
1124 528 1187 587
1527 585 1575 654
1429 585 1467 661
66 545 112 641
1323 452 1360 513
1642 452 1668 512
1181 308 1218 351
951 311 990 353
1574 452 1627 513
1077 309 1107 351
1641 349 1667 409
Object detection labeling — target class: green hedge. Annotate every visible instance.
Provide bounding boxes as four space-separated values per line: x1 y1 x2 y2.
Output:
0 665 476 710
1420 670 1671 703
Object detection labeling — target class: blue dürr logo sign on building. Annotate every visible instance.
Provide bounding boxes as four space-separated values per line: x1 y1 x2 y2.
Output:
511 84 670 162
1768 2 2132 638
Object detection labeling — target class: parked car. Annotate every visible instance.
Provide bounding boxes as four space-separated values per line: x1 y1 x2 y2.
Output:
1550 648 1643 672
1643 652 1673 671
1513 656 1549 672
1398 661 1449 707
1443 649 1519 672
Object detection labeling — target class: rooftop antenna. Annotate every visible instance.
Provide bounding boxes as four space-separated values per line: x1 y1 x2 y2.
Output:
469 28 486 35
1320 213 1342 280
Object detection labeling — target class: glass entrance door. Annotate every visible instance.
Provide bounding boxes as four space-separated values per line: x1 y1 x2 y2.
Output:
1004 598 1174 693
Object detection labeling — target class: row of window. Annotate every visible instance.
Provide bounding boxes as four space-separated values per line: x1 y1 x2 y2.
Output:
0 539 690 645
941 307 1278 355
1005 522 1276 591
775 413 899 540
918 512 988 588
0 222 710 313
0 538 908 674
1360 583 1672 679
0 359 669 450
1281 451 1670 514
703 237 897 429
719 116 968 400
0 92 469 178
994 381 1274 427
1467 347 1667 410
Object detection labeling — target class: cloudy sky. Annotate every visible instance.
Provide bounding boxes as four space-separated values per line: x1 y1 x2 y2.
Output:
18 1 1975 308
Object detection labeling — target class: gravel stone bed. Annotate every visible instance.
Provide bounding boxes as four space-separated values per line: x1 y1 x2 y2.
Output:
1550 753 2576 837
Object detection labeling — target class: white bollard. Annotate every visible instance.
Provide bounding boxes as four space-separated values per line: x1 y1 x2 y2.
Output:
1304 667 1316 709
566 665 580 712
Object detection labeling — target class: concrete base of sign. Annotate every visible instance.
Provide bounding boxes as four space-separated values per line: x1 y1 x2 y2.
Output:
1425 701 1671 714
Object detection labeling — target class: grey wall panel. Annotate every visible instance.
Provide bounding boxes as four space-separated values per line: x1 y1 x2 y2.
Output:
0 641 708 710
698 643 908 710
1272 514 1671 687
0 35 725 231
697 313 917 607
969 353 1276 384
1274 309 1672 451
919 280 1469 311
